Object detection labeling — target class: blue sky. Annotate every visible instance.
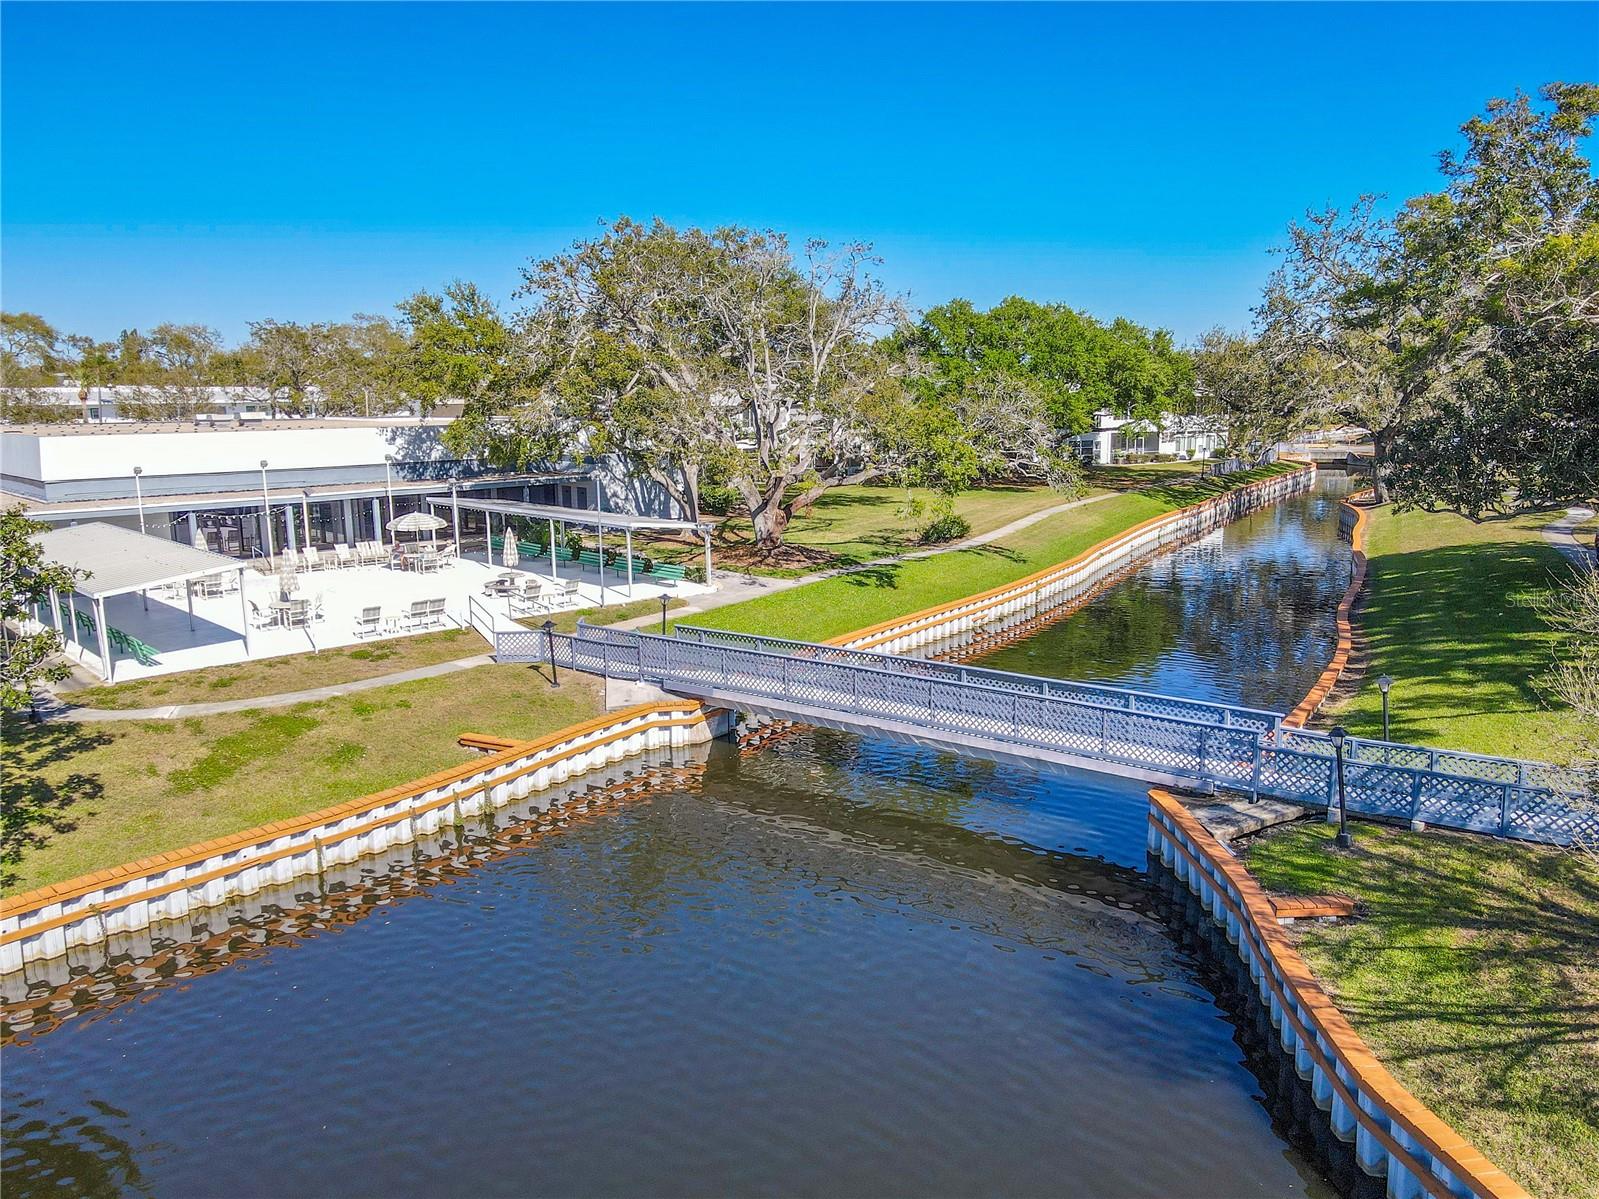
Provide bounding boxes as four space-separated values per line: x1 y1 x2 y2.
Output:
3 2 1595 344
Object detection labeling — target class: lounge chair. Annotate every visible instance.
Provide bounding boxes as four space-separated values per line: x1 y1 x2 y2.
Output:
302 547 325 571
334 544 356 569
508 581 550 616
354 606 382 638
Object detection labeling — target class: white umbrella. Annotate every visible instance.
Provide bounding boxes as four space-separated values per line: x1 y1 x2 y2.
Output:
502 532 520 568
387 511 446 539
191 524 209 552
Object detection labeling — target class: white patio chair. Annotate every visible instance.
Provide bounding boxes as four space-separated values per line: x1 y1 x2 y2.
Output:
334 544 356 569
303 547 324 571
354 606 382 638
246 600 275 630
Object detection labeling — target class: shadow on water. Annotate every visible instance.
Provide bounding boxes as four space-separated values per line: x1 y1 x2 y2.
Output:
0 482 1366 1198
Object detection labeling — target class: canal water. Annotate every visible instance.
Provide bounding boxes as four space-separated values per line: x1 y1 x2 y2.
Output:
2 478 1354 1198
973 473 1357 712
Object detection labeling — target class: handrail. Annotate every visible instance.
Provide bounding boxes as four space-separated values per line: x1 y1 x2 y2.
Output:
670 623 1283 730
494 621 1598 845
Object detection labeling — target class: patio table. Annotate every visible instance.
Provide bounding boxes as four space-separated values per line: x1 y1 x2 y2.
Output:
268 599 297 628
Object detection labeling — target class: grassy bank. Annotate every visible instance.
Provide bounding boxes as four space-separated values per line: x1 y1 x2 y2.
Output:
684 464 1298 643
1245 821 1599 1199
2 665 604 895
1325 504 1585 761
65 627 492 710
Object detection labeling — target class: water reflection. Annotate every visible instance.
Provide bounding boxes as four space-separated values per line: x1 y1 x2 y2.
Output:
975 478 1356 712
0 731 1335 1198
0 482 1357 1198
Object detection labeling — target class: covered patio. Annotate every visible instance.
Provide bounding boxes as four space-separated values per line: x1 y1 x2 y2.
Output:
426 495 712 604
27 522 256 683
23 520 715 685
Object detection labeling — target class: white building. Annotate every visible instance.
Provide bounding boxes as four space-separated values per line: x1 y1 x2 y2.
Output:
1 416 600 558
1070 409 1228 465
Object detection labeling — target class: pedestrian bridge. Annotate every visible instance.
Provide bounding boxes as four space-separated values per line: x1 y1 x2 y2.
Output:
493 621 1594 846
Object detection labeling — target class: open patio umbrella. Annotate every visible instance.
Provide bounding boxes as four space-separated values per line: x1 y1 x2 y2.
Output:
387 511 446 541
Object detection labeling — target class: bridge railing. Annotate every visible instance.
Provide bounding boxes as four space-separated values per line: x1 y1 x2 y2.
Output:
497 624 1596 846
669 624 1283 734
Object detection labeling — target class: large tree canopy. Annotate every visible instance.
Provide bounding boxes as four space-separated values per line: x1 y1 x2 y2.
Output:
441 218 1070 548
898 297 1195 437
1254 83 1599 505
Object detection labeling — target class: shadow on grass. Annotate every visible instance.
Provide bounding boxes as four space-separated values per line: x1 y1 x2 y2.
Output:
0 718 113 890
1349 536 1580 743
1249 822 1599 1125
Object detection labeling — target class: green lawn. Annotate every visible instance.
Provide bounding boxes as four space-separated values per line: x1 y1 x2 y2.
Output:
1245 821 1599 1199
2 664 606 895
65 626 492 710
1325 504 1587 761
683 465 1298 643
639 481 1099 578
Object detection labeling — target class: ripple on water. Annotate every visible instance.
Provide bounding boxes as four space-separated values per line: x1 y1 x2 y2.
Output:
3 728 1334 1198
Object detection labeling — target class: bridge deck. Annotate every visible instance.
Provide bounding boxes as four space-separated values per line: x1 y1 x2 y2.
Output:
492 622 1594 846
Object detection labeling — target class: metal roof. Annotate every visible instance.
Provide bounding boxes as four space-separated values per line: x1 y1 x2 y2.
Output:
30 522 246 599
425 495 704 533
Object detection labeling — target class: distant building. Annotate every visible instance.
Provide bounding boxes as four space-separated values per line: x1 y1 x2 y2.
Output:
1 417 599 558
1069 409 1227 465
3 384 461 424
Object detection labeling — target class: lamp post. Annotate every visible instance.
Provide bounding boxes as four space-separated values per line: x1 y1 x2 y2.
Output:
1330 725 1352 849
659 593 670 634
1376 674 1393 741
132 466 146 534
259 460 274 560
543 618 560 687
383 454 395 547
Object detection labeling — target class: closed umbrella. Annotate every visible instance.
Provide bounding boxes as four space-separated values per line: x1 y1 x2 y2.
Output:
502 531 520 569
191 524 209 552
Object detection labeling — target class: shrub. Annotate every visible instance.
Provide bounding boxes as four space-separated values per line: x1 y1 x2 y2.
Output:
918 513 973 544
699 485 738 516
685 564 708 583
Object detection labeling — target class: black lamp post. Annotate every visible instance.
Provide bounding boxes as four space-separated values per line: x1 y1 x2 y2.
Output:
1376 674 1393 741
543 618 560 687
659 593 670 633
1330 725 1352 849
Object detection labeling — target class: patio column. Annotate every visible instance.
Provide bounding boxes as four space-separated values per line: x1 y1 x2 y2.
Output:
238 567 251 656
450 488 461 547
703 528 712 585
285 509 298 553
94 596 113 682
343 499 354 545
48 588 63 639
185 580 196 630
548 518 557 580
301 496 312 549
66 592 82 657
597 523 606 607
371 498 383 547
625 528 635 597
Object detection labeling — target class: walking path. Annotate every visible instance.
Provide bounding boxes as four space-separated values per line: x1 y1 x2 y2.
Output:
39 655 496 723
609 491 1119 630
38 491 1120 722
1543 505 1597 569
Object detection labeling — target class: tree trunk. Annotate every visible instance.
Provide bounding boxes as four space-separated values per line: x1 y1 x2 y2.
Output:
749 493 790 549
1370 426 1394 503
